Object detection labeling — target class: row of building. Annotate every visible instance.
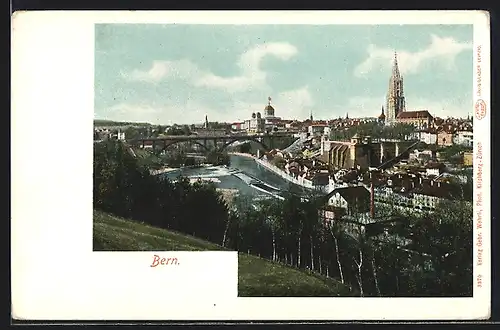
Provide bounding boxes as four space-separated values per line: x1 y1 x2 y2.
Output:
264 144 469 217
94 128 126 141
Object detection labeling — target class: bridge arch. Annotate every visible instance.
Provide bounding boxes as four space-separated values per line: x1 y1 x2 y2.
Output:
160 140 211 153
218 137 270 153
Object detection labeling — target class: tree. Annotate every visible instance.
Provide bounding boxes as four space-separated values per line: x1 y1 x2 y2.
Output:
206 150 230 166
166 125 190 136
124 127 140 140
327 220 345 284
258 198 283 262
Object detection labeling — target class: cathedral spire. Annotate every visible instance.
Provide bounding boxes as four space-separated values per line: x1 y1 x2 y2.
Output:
204 115 209 129
310 109 313 121
386 51 405 125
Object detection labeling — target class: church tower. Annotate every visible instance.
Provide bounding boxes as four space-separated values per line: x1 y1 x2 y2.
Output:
386 52 406 125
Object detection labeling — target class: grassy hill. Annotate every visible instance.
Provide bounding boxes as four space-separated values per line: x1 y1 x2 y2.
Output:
93 210 355 297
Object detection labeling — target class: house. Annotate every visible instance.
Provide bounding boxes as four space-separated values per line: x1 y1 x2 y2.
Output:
419 130 438 145
142 141 154 149
396 110 433 129
318 206 347 224
323 126 331 136
453 130 473 147
324 186 371 216
411 180 453 211
437 130 454 146
308 124 328 136
379 175 465 211
231 122 244 131
119 132 126 140
463 152 473 166
425 162 445 176
285 160 301 178
409 149 435 163
311 171 330 186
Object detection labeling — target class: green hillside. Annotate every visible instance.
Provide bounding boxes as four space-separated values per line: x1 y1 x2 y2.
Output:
93 210 355 297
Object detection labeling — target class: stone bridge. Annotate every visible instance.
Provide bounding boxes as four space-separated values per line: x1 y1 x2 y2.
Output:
128 133 297 154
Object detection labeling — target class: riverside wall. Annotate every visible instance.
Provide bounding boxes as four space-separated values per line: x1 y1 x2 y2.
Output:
229 152 328 192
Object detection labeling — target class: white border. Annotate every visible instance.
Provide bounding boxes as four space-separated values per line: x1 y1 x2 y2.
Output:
11 10 491 320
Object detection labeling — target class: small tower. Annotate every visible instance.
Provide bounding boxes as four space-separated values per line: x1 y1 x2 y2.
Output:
310 110 313 121
346 112 349 120
378 106 386 125
349 133 362 169
351 132 362 145
204 115 209 129
264 96 275 118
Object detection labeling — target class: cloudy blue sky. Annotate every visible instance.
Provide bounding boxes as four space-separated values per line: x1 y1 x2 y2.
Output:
94 24 473 125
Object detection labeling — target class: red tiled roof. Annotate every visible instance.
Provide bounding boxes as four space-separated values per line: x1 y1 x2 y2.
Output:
397 110 433 119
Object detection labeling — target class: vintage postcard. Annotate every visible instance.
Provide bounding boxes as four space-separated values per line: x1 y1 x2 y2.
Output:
11 10 490 321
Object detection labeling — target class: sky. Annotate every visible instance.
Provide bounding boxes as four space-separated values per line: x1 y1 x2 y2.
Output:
94 24 473 125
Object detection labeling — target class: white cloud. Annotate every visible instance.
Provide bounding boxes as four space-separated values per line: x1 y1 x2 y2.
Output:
121 42 298 93
238 42 297 74
196 42 297 92
273 86 314 120
122 59 201 83
100 86 315 125
228 86 315 122
354 34 472 77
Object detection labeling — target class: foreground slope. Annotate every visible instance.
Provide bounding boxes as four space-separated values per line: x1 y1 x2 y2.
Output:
93 210 354 297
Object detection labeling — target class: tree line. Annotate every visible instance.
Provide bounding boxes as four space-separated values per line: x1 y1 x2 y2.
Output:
94 140 473 297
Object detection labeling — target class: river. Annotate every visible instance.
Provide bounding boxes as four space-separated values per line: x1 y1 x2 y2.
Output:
162 155 308 200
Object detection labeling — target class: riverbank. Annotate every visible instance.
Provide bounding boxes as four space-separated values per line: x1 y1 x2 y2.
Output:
228 152 257 159
150 167 179 175
150 164 212 176
230 152 328 193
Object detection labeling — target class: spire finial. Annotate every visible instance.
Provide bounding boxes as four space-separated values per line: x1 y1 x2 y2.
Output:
268 96 272 105
392 51 401 77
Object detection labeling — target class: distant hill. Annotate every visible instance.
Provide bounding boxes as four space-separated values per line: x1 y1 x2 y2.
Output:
93 209 355 297
94 119 151 127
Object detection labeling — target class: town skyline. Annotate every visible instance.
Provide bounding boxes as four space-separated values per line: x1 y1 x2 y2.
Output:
95 24 473 125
